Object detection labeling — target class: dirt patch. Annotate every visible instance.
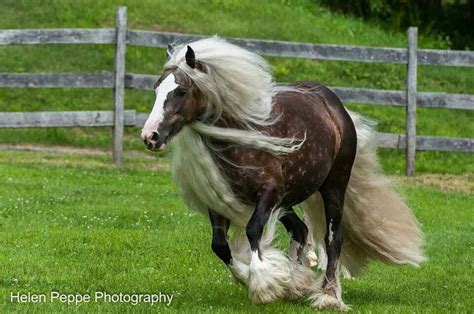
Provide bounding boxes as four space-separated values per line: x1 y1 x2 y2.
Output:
1 144 472 192
0 144 152 158
148 24 167 31
394 174 473 193
0 144 169 171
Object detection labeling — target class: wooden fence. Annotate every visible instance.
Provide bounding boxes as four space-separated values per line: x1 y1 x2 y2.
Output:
0 7 473 174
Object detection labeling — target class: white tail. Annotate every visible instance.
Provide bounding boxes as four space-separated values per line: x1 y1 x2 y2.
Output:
302 111 426 276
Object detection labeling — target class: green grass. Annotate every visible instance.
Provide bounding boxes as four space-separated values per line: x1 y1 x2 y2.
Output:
0 0 473 173
0 150 472 312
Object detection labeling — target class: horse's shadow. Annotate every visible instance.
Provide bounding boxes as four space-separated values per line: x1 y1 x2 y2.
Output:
345 287 405 307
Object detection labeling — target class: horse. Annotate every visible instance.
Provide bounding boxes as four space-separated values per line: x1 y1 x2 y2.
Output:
140 37 426 310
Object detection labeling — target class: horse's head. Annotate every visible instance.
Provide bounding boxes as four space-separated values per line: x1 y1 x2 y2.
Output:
141 45 207 151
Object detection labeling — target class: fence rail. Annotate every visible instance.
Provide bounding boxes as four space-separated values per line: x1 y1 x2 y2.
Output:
1 72 473 110
0 7 473 173
3 28 473 67
2 110 471 153
0 29 116 45
0 110 136 128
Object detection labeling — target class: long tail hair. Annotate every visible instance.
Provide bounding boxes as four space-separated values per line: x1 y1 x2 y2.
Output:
302 111 426 275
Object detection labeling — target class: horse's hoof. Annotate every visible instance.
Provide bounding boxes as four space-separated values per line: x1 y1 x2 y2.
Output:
340 265 354 280
286 262 316 301
248 251 291 305
228 259 249 286
303 249 319 267
249 288 279 305
310 292 350 311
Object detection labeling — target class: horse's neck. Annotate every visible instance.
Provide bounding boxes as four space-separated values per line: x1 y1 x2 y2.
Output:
213 114 247 130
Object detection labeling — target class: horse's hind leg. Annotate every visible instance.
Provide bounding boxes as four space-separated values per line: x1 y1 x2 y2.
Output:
280 208 318 267
279 207 318 301
280 208 307 261
309 168 351 311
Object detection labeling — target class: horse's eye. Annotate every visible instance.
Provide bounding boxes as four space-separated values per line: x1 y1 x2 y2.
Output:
176 89 187 97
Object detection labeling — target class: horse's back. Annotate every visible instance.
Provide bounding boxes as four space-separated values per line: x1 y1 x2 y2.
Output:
276 81 356 154
273 81 357 206
294 81 357 162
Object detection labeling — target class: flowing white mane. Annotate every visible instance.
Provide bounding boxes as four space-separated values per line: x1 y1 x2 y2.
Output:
165 37 303 223
167 37 275 126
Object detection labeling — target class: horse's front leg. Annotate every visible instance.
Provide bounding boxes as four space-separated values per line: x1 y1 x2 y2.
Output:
246 182 281 252
209 209 249 286
245 182 292 304
209 209 232 264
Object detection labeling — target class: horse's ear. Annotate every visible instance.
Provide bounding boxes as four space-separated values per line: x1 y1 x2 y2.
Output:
185 45 197 69
166 44 174 61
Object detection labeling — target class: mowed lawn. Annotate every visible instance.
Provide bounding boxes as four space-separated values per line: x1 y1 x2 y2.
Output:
0 150 472 312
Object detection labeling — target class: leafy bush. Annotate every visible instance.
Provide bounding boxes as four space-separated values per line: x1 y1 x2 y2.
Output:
319 0 474 49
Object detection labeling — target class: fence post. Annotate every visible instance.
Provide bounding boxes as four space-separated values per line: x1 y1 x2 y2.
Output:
406 27 418 176
113 6 127 165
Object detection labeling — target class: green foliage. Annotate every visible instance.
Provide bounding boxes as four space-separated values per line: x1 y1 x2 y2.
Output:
319 0 474 49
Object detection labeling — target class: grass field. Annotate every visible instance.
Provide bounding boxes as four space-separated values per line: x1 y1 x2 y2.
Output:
0 150 472 312
1 2 473 312
0 0 473 173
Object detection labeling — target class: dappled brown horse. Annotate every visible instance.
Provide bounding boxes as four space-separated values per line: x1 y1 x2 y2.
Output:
141 37 425 310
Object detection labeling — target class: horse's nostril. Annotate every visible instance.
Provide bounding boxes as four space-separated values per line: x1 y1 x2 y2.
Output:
151 131 159 141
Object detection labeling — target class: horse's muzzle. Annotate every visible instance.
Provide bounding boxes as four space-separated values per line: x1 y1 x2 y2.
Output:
141 131 167 151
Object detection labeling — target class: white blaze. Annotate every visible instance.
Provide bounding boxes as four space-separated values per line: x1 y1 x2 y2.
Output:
141 74 179 139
